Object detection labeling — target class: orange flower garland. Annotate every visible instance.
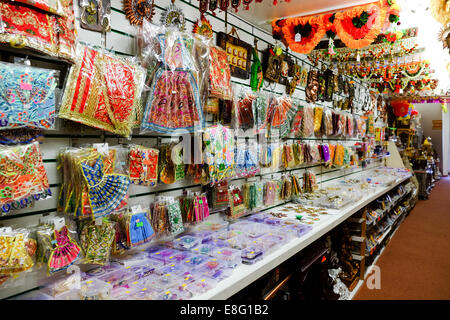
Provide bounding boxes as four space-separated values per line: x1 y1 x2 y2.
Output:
281 15 332 54
334 2 388 49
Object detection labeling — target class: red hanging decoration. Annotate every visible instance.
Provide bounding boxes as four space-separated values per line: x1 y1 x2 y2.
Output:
199 0 208 13
220 0 229 11
231 0 240 12
243 0 252 10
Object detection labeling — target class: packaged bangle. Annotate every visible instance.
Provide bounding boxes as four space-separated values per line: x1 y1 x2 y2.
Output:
313 106 323 136
0 62 58 130
128 145 159 187
301 105 314 137
59 44 146 137
0 141 51 215
79 219 115 265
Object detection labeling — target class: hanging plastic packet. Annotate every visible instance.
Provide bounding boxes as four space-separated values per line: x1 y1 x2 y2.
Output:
193 34 212 112
267 96 296 139
282 143 295 169
79 219 115 265
0 62 58 130
301 105 314 137
291 175 302 197
159 143 184 185
209 45 233 100
140 22 205 134
128 145 159 187
0 142 51 215
259 143 273 168
290 101 303 137
264 181 277 206
323 107 333 137
227 185 246 220
322 144 331 166
236 91 255 130
302 171 318 193
252 93 268 134
0 227 35 277
234 140 259 178
347 114 355 138
59 44 146 138
203 124 235 185
334 144 345 167
309 142 321 164
313 106 323 136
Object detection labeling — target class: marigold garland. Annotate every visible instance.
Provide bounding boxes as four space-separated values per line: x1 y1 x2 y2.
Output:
334 3 388 49
281 15 332 54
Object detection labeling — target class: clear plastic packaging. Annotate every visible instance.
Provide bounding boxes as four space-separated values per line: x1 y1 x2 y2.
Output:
128 145 159 187
165 251 193 264
79 219 115 266
229 220 270 238
97 268 137 289
313 106 323 136
241 246 264 264
0 142 51 215
0 227 35 276
346 114 354 138
185 278 218 296
140 23 205 134
255 233 287 254
209 46 233 100
155 263 189 276
0 62 58 130
323 107 333 137
234 140 260 178
173 235 201 251
79 278 112 300
191 244 217 256
182 255 212 270
301 105 314 137
211 247 242 269
149 248 179 264
59 44 146 137
197 258 231 281
236 91 255 129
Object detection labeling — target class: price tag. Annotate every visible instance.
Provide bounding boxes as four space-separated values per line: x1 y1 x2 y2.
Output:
93 143 109 156
295 33 302 42
0 227 12 234
53 217 65 230
131 205 143 214
136 221 144 227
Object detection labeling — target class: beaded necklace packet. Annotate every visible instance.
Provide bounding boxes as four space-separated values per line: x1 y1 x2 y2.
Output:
267 95 297 140
0 61 58 130
128 144 159 187
140 24 205 134
59 43 146 138
292 141 304 166
0 141 51 216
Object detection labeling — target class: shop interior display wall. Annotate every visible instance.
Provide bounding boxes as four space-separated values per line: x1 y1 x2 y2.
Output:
0 0 385 299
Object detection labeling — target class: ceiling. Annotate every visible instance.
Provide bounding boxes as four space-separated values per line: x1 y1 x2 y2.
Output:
234 0 380 31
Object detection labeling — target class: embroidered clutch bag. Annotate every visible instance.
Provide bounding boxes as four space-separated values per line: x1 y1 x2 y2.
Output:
0 62 57 130
59 44 146 137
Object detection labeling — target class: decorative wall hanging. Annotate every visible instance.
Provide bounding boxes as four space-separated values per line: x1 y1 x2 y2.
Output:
219 0 230 11
192 15 214 38
160 3 186 31
79 0 111 32
438 25 450 53
281 15 331 54
209 0 218 13
59 44 146 138
231 0 240 12
199 0 209 13
216 30 253 80
262 47 283 83
279 54 293 85
124 0 155 25
0 62 57 130
243 0 253 10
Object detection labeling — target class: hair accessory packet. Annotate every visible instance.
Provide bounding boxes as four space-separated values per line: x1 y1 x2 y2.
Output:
140 22 205 134
0 61 58 130
59 43 146 137
0 141 51 215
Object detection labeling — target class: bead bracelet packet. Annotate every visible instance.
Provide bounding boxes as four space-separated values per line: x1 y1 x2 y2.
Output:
0 61 58 130
0 141 50 215
59 44 146 137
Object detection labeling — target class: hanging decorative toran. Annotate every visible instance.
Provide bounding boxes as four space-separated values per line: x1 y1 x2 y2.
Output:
272 0 401 54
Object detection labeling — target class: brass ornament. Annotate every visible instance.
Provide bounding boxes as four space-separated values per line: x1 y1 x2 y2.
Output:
124 0 155 25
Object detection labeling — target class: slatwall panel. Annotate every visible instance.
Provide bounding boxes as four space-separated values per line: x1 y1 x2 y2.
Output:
0 0 384 299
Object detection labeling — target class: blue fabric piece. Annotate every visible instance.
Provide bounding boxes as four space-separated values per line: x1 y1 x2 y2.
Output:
128 212 155 247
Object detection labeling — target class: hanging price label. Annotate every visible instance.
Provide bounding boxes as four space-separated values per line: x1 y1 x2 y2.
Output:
295 33 301 42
